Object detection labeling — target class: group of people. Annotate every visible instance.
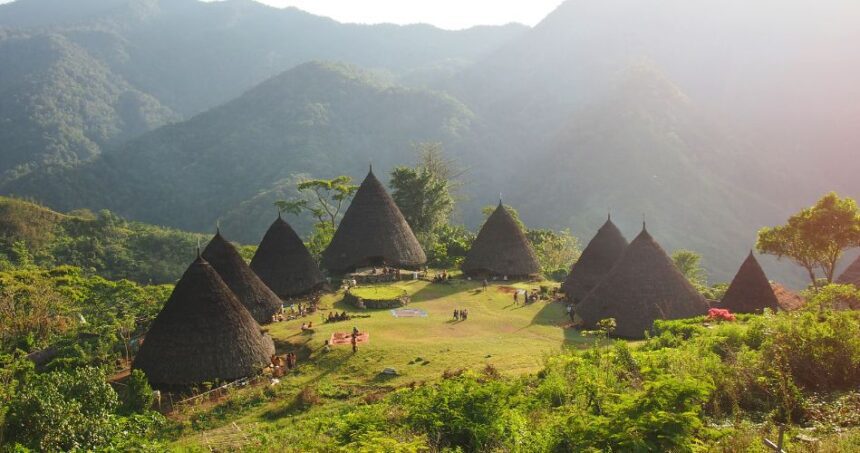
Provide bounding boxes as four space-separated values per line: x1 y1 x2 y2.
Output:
272 302 315 323
433 271 451 283
326 311 351 323
300 321 314 331
270 352 299 376
513 289 541 305
453 308 469 321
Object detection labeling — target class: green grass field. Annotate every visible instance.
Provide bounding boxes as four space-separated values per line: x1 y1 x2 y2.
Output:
172 279 595 448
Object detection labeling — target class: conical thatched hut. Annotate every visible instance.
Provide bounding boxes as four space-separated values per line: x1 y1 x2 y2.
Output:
562 216 628 303
836 255 860 288
716 252 780 314
577 225 709 338
322 168 426 273
250 216 324 298
202 230 283 324
461 202 541 278
134 257 274 388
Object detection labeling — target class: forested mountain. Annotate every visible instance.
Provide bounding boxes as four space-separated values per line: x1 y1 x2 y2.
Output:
448 0 860 200
4 62 476 243
0 0 524 179
0 30 177 181
1 0 857 286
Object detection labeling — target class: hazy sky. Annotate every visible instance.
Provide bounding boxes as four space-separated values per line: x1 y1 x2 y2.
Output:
221 0 564 29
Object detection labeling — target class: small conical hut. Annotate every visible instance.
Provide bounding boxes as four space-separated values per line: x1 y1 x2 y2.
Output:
134 257 274 388
322 168 426 273
716 252 780 314
836 255 860 288
562 216 628 303
461 202 541 278
250 216 324 298
577 225 709 338
203 231 283 324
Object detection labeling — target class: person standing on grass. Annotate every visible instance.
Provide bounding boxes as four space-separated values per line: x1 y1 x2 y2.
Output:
514 290 519 304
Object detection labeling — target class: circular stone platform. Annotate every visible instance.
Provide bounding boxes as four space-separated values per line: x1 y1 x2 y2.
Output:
344 286 410 309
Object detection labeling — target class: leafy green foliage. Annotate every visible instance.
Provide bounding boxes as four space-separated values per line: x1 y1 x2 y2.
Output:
527 229 581 280
0 197 204 284
758 192 860 285
390 143 457 239
3 366 163 451
123 369 154 414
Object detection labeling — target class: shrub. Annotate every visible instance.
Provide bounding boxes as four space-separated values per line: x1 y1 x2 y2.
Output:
123 369 154 413
4 367 120 451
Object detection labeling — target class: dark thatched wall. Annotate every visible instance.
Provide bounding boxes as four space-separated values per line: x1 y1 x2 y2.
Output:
461 202 540 278
133 257 274 388
577 226 709 339
322 169 426 273
716 252 780 314
836 255 860 287
250 216 323 298
562 217 628 303
203 231 283 324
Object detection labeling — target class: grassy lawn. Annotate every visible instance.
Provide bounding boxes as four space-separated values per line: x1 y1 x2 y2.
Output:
347 285 407 300
172 279 594 448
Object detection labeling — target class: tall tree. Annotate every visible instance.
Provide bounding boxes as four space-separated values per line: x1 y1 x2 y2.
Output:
275 176 358 228
672 249 708 289
390 143 458 244
757 192 860 286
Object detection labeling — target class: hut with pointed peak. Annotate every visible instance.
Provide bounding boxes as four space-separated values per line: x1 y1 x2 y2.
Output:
250 215 324 298
836 255 860 288
461 201 541 278
562 215 628 303
133 257 274 388
577 225 709 338
716 251 780 314
202 230 283 324
322 168 426 273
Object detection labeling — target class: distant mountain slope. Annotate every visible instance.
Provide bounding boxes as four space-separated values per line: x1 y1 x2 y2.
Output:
516 66 804 283
446 0 860 199
0 0 524 178
3 62 475 242
0 30 177 181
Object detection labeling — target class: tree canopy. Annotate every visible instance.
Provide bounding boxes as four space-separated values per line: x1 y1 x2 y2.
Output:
757 192 860 286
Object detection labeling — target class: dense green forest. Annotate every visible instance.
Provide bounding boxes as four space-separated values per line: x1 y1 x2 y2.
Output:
0 196 204 284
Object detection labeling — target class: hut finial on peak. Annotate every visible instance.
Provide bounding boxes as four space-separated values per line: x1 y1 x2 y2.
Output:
608 211 611 221
642 213 647 232
498 192 503 206
369 160 373 174
196 237 201 258
215 219 220 235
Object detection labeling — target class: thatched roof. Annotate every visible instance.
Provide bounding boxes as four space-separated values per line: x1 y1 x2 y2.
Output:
577 225 709 338
133 257 274 388
203 231 282 324
771 283 805 311
562 216 628 303
461 202 541 278
836 255 860 287
322 168 426 273
250 216 324 298
716 252 780 314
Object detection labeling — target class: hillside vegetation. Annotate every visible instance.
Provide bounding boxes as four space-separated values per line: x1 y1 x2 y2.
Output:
0 196 203 284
